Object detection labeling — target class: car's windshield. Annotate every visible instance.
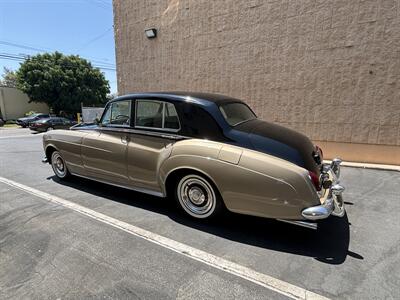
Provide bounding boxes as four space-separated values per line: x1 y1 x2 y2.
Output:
219 102 256 126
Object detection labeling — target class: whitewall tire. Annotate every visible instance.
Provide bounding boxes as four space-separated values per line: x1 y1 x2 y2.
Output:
51 151 70 179
176 174 222 219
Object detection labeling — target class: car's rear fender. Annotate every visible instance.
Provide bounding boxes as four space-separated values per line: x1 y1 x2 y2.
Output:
160 139 320 219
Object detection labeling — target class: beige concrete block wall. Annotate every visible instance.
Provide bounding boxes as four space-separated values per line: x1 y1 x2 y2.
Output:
113 0 400 165
0 87 49 120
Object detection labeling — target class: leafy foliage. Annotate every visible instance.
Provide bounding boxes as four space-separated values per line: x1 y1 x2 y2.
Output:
16 52 110 114
106 92 118 101
0 67 17 88
24 110 38 117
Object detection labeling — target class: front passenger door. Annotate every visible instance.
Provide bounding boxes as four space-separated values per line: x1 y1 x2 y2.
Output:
82 100 132 185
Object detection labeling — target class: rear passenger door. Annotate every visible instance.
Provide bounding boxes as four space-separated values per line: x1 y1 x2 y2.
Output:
127 99 181 193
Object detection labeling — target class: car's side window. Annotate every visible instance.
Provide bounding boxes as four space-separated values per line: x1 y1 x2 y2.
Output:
101 105 112 125
135 100 180 131
164 102 180 130
101 100 131 126
135 100 163 128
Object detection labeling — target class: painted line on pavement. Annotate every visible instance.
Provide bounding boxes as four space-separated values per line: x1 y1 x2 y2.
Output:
324 160 400 172
0 175 329 300
0 134 42 139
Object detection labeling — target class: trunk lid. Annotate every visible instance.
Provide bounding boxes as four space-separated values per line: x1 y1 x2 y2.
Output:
234 119 320 174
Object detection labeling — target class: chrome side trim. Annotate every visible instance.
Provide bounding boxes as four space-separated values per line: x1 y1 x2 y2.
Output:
70 172 165 198
277 219 318 230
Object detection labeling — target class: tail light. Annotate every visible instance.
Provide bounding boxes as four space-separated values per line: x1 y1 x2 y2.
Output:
308 171 321 191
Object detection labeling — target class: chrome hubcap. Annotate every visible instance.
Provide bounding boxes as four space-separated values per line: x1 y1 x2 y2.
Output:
177 175 216 218
51 152 67 178
188 187 205 205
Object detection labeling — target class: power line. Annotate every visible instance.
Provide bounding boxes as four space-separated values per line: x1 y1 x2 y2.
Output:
0 53 116 71
77 27 113 51
0 39 116 68
0 40 52 53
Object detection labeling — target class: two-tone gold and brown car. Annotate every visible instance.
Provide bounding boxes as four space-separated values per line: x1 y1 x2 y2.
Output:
42 92 345 229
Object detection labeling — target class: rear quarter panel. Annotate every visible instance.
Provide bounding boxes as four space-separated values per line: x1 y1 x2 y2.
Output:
160 139 320 219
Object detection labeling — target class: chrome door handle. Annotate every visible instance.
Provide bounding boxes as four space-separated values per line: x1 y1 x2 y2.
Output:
121 135 129 144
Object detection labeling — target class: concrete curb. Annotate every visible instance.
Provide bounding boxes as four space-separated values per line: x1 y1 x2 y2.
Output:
324 160 400 172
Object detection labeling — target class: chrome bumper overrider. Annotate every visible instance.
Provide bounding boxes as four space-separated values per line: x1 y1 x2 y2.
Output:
302 158 345 221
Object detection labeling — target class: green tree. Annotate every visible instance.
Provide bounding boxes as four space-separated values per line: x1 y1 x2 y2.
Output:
106 92 118 101
0 67 17 88
16 52 110 114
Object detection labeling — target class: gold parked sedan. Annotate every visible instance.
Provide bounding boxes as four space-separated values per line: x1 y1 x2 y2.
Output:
42 92 345 229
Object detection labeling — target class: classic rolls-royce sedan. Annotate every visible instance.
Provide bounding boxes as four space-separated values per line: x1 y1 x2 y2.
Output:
42 92 345 229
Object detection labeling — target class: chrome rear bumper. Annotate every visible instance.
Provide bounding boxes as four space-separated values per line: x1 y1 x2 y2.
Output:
302 158 345 221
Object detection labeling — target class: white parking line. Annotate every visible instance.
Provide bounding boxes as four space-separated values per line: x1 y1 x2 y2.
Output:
0 176 329 300
0 134 42 139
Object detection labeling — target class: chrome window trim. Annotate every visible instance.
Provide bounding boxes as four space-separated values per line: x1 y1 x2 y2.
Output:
96 126 188 140
134 125 180 133
134 99 181 132
101 100 132 127
162 102 165 129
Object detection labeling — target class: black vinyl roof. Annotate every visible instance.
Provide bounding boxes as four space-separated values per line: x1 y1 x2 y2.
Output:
112 91 244 105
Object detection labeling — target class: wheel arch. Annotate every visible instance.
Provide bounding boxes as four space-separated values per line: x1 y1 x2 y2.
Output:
45 144 59 164
164 166 222 201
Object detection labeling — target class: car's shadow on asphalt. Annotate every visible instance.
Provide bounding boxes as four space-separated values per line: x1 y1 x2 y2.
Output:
49 175 363 265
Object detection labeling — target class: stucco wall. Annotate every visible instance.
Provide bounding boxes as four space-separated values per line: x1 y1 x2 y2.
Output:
113 0 400 164
0 87 49 120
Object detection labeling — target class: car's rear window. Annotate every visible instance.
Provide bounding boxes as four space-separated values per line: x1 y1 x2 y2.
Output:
219 102 256 126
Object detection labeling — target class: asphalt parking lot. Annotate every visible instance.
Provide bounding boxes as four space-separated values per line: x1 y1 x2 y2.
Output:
1 128 399 299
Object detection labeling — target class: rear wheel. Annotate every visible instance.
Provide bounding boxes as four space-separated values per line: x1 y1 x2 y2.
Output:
47 127 54 131
175 174 222 219
51 151 70 179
